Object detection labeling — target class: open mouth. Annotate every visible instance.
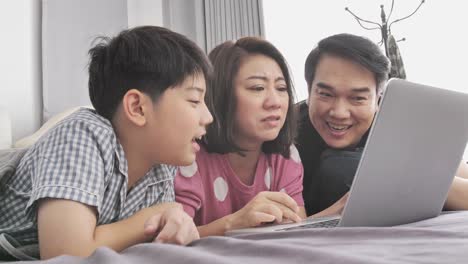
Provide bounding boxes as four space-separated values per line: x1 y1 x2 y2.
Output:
262 116 281 122
191 135 203 152
192 135 203 142
326 122 352 132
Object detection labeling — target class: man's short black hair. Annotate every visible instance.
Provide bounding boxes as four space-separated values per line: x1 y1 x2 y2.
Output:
305 33 390 93
88 26 212 120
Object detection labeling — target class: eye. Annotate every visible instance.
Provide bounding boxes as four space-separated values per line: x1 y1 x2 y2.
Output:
249 86 264 91
318 91 333 98
352 96 367 102
277 86 288 92
188 100 200 106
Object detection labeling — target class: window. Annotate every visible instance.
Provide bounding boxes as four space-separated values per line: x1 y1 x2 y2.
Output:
263 1 468 102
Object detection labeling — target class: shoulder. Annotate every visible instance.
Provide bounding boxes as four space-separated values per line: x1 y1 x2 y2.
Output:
56 108 113 136
25 108 117 166
193 145 224 171
295 101 317 144
267 146 303 169
37 108 115 148
265 148 303 190
296 100 310 131
295 101 316 147
294 101 326 161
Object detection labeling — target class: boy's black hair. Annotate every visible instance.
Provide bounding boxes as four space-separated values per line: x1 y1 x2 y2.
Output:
88 26 212 120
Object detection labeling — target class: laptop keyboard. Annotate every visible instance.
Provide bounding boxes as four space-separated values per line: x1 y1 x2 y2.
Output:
278 218 340 231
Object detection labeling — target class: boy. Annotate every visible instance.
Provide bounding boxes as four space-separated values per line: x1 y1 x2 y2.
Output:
0 26 213 260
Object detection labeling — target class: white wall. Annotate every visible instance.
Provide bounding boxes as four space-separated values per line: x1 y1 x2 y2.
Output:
0 0 167 142
42 0 128 121
127 0 164 28
264 0 468 101
163 0 206 51
264 0 468 160
0 0 42 141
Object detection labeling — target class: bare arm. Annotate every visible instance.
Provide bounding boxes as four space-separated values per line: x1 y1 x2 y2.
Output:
444 162 468 210
310 192 349 219
298 206 307 219
197 192 302 237
455 161 468 179
38 199 196 259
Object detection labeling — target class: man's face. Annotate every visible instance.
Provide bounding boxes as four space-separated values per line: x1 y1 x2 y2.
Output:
308 54 379 149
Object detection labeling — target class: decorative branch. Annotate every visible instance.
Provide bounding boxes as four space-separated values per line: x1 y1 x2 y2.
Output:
354 18 382 31
345 0 425 53
345 7 382 29
386 0 395 23
389 0 425 32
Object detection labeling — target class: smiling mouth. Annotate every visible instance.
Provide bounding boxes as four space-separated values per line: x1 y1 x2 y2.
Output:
326 122 352 132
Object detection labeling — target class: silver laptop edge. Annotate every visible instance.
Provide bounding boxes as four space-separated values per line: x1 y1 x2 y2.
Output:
227 79 468 235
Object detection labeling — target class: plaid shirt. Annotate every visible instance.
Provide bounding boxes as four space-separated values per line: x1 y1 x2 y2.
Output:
0 108 175 247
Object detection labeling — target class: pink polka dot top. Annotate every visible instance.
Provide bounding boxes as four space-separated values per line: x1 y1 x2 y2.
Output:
175 145 304 226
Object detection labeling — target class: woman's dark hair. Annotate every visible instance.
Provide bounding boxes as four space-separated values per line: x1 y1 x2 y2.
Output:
88 26 212 120
204 37 296 157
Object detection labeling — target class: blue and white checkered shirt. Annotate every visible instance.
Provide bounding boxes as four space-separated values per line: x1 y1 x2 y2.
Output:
0 108 176 247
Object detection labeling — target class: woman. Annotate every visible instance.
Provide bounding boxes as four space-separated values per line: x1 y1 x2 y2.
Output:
175 37 306 237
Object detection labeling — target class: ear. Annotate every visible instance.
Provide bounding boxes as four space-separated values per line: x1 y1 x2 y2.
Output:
376 91 383 111
121 89 149 127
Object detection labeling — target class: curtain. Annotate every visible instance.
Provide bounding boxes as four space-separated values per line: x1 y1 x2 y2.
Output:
204 0 264 52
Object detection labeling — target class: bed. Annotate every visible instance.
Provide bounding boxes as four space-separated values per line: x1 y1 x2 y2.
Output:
1 109 468 263
4 210 467 264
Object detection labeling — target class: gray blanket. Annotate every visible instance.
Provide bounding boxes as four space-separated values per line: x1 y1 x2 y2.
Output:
8 211 468 264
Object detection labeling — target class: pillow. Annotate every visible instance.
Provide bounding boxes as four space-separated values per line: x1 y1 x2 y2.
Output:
14 106 92 148
0 108 12 149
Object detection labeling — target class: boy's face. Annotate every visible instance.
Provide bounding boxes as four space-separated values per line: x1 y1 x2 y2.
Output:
308 54 379 149
233 54 289 148
145 73 213 166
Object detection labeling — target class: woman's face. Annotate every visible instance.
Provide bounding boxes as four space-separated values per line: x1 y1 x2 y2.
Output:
232 54 289 149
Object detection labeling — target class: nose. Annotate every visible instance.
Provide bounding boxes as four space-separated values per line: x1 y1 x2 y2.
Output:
329 99 350 119
201 102 213 126
264 87 282 110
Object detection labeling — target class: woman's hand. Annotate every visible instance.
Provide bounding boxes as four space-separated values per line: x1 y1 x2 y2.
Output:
227 191 302 230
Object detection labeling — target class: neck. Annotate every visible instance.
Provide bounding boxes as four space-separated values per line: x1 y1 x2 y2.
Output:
113 118 152 190
227 145 262 186
121 138 152 189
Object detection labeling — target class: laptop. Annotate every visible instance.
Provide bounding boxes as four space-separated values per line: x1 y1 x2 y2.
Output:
227 78 468 235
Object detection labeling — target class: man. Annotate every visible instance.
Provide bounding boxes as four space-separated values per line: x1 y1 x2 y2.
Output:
297 33 468 216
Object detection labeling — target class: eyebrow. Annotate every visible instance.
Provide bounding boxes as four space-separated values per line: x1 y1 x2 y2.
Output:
185 86 205 94
351 87 372 93
246 75 285 82
316 82 371 93
316 82 334 91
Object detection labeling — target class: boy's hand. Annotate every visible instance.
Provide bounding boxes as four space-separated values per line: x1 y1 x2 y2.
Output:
143 205 199 245
228 191 302 230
